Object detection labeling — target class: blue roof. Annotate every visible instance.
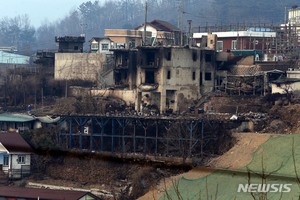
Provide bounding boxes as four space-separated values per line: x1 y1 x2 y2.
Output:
0 51 30 65
0 113 35 122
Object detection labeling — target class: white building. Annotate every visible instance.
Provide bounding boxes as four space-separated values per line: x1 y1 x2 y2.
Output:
0 132 33 179
89 37 113 54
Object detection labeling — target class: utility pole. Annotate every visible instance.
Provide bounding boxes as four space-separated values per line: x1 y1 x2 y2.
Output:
187 20 192 47
80 23 87 37
178 0 184 46
284 6 287 24
143 0 148 45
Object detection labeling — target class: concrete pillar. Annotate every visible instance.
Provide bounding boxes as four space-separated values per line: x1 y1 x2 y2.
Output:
160 90 166 114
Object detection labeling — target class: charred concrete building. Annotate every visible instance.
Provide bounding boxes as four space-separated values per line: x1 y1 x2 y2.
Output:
135 46 216 113
55 36 85 53
93 46 216 114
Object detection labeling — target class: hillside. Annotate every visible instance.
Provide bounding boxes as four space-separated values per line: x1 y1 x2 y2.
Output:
139 133 270 199
150 134 300 200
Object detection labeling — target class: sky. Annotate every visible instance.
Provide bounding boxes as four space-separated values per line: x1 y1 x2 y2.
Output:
0 0 104 28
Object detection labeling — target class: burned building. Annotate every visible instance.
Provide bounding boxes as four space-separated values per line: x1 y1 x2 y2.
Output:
55 36 85 53
94 46 216 114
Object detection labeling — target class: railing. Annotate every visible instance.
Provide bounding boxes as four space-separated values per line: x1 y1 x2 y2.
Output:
4 165 30 179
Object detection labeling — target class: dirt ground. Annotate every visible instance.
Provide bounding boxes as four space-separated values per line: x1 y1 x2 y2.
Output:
138 132 270 200
19 95 300 199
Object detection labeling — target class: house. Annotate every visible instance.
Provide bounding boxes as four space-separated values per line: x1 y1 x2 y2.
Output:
0 186 101 200
0 132 33 179
287 5 300 43
193 28 277 56
104 29 152 49
55 36 85 53
0 51 31 85
89 37 113 53
0 113 37 132
135 19 181 46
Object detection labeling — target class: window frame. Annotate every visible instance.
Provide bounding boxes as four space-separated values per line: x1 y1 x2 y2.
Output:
101 43 109 51
231 40 237 50
205 72 212 81
17 155 25 164
217 41 223 52
167 70 171 80
91 43 99 50
3 155 8 166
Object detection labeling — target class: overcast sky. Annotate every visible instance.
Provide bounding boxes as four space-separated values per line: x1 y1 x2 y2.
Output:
0 0 104 28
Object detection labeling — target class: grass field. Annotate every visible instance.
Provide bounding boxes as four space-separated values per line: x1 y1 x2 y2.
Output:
161 134 300 200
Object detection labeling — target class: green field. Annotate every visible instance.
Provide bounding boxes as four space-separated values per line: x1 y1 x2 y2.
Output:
161 134 300 200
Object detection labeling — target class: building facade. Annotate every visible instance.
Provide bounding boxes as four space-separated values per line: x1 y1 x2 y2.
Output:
93 46 216 114
54 53 112 84
55 36 85 53
0 132 33 179
89 37 113 53
104 29 152 49
135 19 181 46
193 30 277 54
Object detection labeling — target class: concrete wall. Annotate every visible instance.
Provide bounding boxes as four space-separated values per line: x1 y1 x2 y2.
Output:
136 47 202 113
91 89 136 105
54 53 106 82
2 153 31 178
287 70 300 78
272 82 300 94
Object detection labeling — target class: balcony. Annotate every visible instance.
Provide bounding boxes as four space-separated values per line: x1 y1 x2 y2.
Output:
138 83 158 91
140 60 160 69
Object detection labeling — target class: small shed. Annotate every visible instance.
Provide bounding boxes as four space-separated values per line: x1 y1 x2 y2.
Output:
0 113 36 132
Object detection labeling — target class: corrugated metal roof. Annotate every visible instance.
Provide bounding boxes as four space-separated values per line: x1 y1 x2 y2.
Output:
0 186 100 200
150 19 180 32
0 113 35 122
272 78 300 84
36 116 61 124
0 132 33 153
0 51 30 64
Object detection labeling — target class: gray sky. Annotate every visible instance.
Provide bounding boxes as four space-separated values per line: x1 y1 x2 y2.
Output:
0 0 104 28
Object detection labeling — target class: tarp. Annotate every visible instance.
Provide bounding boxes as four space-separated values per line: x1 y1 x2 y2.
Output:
36 116 61 124
161 134 300 199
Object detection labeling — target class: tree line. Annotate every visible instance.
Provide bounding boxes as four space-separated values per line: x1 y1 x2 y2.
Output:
0 0 299 55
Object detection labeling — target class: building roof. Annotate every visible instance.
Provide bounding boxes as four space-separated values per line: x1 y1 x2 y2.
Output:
0 186 100 200
0 113 35 123
89 37 112 42
0 143 8 153
150 19 180 32
135 19 180 32
0 51 30 65
36 116 61 124
55 36 85 43
272 78 300 84
0 132 33 153
193 30 276 39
